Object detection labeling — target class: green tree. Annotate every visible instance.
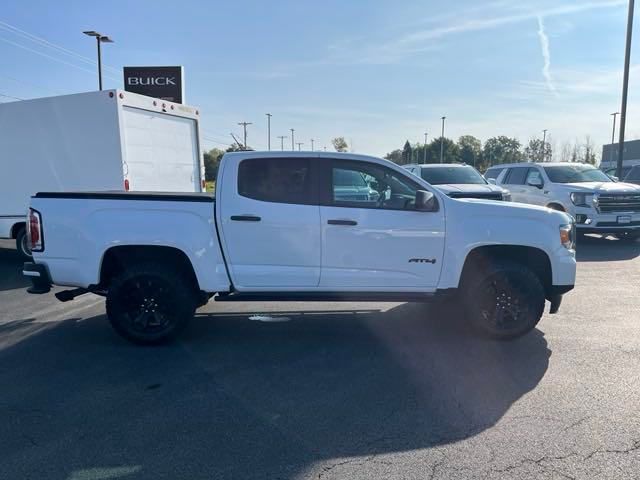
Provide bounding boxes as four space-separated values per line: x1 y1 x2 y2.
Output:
524 138 551 162
402 140 412 164
384 149 403 164
203 148 225 181
483 136 523 167
332 137 349 152
428 137 460 164
457 135 482 167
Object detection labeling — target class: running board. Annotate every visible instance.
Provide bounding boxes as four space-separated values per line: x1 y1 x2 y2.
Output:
214 292 437 303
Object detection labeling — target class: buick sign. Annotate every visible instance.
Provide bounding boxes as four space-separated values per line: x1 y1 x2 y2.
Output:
123 66 184 103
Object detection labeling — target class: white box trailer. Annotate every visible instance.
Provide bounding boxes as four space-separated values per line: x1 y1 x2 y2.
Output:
0 89 205 258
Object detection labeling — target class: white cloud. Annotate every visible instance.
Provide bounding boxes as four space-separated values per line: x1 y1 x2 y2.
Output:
536 15 557 95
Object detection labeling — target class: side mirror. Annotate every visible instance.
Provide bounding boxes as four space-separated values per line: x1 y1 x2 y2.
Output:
608 175 619 182
415 190 437 211
527 177 543 189
487 178 497 185
369 181 380 191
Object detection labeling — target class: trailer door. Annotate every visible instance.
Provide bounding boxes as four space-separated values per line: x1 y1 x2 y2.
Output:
121 106 200 192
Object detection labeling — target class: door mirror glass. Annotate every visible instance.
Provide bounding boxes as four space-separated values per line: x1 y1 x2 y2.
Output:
525 170 544 189
415 190 436 211
608 174 619 182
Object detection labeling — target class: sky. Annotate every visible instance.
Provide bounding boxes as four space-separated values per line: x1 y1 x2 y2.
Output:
1 0 638 158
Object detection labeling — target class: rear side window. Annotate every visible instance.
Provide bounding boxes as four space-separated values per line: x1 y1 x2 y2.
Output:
238 157 315 204
484 167 504 180
504 167 529 185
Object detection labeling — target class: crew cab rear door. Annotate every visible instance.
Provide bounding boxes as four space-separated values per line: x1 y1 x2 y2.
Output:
218 156 321 289
318 158 445 289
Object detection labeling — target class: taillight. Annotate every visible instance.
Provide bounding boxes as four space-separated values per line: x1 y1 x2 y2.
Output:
27 208 43 252
124 179 130 191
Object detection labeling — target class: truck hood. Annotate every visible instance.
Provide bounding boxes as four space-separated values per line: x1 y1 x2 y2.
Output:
451 196 572 224
560 181 640 193
435 183 505 194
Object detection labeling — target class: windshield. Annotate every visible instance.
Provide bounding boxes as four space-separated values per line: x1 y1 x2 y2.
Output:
543 165 612 183
625 166 640 182
420 166 487 185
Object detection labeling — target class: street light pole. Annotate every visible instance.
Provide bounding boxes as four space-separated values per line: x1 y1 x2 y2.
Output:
296 142 304 151
266 113 272 151
277 135 287 151
542 129 548 162
310 138 314 151
423 132 428 164
617 0 635 179
610 112 620 162
440 116 446 163
83 31 113 91
290 128 295 150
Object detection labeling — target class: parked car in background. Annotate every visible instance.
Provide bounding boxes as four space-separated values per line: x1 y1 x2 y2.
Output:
623 165 640 185
494 162 640 240
484 165 508 183
0 90 205 259
24 151 576 344
404 164 511 201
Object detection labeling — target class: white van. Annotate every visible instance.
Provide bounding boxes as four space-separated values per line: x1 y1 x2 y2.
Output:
0 89 205 258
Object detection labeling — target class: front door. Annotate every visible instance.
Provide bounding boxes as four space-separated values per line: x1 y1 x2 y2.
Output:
319 159 446 290
219 156 321 289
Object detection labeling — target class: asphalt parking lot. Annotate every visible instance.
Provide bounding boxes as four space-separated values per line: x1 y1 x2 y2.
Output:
1 237 640 480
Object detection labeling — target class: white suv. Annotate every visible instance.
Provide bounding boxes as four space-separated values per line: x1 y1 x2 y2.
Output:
492 162 640 240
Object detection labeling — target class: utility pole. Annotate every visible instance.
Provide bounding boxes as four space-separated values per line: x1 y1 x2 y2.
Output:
310 138 315 151
423 132 428 164
237 122 252 149
290 128 295 150
542 129 548 162
266 113 272 151
83 31 113 91
324 146 327 151
610 112 620 162
296 142 304 151
277 135 288 151
617 0 635 179
440 117 446 163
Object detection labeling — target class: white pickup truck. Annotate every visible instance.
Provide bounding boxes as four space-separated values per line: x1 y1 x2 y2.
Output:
24 152 577 344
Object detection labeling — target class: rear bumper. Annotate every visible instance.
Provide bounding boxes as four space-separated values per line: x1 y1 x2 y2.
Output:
23 262 52 294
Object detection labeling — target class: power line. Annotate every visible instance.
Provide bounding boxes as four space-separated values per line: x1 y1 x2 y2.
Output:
0 20 120 74
0 35 120 81
0 92 24 100
0 74 64 96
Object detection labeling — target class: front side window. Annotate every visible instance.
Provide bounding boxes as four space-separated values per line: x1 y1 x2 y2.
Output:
238 157 314 204
420 166 486 185
504 167 529 185
625 166 640 182
525 168 543 185
543 165 612 184
330 161 423 210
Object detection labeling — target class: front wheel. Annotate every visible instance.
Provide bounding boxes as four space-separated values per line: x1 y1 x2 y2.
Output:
15 226 32 260
106 263 197 345
463 261 545 340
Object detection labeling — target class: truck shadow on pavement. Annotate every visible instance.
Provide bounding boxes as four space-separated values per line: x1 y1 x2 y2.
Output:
0 245 29 291
1 302 550 479
576 234 640 262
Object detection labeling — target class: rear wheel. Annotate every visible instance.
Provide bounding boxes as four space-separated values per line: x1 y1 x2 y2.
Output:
463 261 545 340
15 226 32 260
106 263 197 345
